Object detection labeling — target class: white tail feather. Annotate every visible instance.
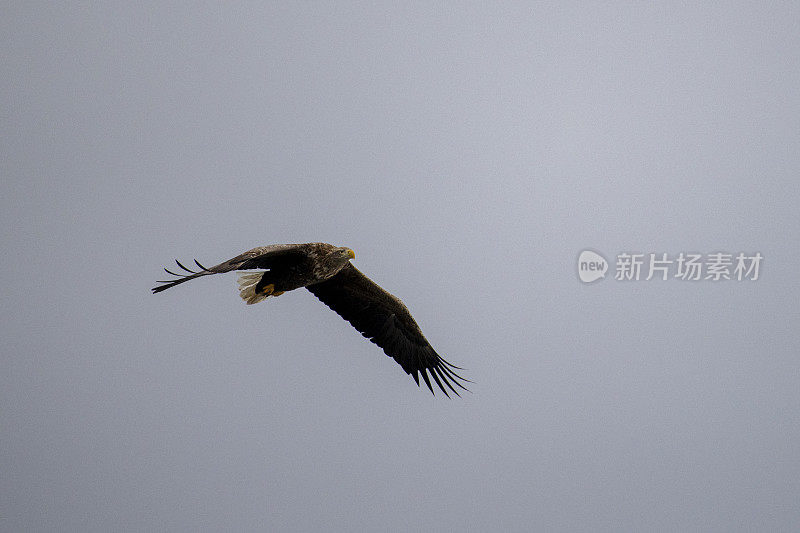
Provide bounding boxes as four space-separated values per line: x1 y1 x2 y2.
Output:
237 272 268 305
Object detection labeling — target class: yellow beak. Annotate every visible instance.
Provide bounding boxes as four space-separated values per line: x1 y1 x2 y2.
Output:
346 248 355 259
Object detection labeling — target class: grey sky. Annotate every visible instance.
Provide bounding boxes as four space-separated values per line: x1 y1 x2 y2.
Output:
2 2 799 531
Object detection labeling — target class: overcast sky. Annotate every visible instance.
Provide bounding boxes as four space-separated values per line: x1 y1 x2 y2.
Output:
3 3 799 531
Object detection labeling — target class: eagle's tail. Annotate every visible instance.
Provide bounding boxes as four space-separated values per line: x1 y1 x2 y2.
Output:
238 272 272 305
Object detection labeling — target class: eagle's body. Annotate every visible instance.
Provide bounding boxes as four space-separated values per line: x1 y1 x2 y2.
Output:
153 243 468 396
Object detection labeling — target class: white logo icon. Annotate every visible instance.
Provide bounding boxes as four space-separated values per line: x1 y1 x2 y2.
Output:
578 250 608 283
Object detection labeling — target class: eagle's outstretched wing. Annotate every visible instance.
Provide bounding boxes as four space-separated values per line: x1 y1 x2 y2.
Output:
152 244 306 293
306 264 470 397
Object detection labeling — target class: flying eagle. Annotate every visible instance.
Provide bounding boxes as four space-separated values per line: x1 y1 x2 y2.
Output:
152 243 469 396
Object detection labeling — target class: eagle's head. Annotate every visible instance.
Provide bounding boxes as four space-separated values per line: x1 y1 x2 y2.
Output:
336 247 356 261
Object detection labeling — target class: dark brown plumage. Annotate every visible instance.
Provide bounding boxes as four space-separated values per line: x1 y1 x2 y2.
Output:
152 243 469 396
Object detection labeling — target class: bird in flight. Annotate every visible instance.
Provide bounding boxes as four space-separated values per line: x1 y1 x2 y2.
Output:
152 243 469 396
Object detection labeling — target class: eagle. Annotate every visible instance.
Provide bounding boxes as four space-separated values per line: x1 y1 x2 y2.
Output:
152 243 469 396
